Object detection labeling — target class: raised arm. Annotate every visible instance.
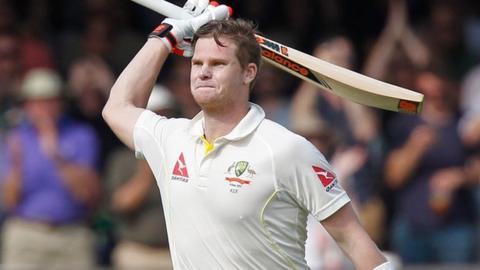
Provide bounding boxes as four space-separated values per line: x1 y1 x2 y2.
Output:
2 135 23 210
363 0 407 80
103 6 230 149
364 0 430 80
384 125 436 189
102 39 169 149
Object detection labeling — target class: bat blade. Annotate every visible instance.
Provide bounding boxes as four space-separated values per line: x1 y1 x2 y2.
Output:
256 35 424 114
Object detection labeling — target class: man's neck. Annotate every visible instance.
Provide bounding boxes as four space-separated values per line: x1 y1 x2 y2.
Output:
202 102 250 142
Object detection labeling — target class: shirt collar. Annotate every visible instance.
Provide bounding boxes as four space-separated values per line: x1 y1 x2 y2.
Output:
189 102 265 141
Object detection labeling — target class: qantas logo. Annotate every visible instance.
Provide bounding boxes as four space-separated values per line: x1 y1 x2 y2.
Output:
312 166 337 192
171 152 190 182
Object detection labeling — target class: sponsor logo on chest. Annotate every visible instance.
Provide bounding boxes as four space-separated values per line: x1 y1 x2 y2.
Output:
171 152 190 182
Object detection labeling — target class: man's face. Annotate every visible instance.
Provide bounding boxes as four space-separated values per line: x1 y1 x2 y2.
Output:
190 37 249 110
24 98 63 125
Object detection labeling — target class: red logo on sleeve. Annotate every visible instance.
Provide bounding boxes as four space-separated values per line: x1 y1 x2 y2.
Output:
312 166 335 187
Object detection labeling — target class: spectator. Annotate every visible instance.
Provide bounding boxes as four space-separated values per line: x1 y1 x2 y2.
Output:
459 63 480 260
363 0 431 85
17 0 55 74
291 35 384 236
67 55 121 170
0 0 15 33
0 30 22 230
459 64 480 148
252 64 291 128
0 68 101 269
56 0 143 76
66 56 119 263
164 57 200 118
0 31 21 116
0 32 21 186
104 85 174 270
291 36 385 269
420 0 477 80
384 67 477 264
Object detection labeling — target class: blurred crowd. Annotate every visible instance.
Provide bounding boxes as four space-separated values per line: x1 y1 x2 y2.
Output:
0 0 480 269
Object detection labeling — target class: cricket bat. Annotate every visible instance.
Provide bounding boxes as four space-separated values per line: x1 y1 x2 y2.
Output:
130 0 424 114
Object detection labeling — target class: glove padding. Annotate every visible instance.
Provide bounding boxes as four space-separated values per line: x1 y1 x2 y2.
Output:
149 5 230 57
183 0 210 16
175 2 223 56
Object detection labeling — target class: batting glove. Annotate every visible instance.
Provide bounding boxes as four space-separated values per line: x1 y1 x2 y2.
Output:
183 0 210 16
149 5 230 57
175 1 225 56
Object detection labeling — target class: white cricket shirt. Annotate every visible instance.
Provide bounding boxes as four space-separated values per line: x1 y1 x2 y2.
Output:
134 103 350 269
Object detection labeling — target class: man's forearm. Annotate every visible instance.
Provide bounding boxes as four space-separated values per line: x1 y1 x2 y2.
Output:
112 160 154 213
103 38 170 148
323 204 387 270
2 170 22 210
343 229 387 270
106 38 170 109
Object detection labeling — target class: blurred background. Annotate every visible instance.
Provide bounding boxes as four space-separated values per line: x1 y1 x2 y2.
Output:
0 0 480 269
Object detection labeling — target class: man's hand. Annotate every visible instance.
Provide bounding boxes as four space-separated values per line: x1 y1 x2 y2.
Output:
149 5 230 57
183 0 210 16
386 0 408 40
407 125 437 152
428 167 466 215
3 135 23 210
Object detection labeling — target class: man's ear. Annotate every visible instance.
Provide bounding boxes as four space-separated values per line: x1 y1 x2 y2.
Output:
243 63 257 85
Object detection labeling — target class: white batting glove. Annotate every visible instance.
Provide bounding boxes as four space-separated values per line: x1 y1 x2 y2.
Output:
177 1 230 57
183 0 210 16
149 5 230 57
172 40 195 57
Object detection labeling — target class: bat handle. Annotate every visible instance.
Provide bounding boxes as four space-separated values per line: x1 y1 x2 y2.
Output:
130 0 193 19
130 0 233 20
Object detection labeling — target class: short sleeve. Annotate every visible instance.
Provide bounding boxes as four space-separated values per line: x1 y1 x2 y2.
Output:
133 110 168 160
277 137 350 221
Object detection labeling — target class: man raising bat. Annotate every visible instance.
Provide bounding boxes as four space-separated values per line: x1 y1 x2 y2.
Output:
103 1 391 269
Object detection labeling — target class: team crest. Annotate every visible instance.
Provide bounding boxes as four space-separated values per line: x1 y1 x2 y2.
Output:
225 161 256 193
235 161 249 177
